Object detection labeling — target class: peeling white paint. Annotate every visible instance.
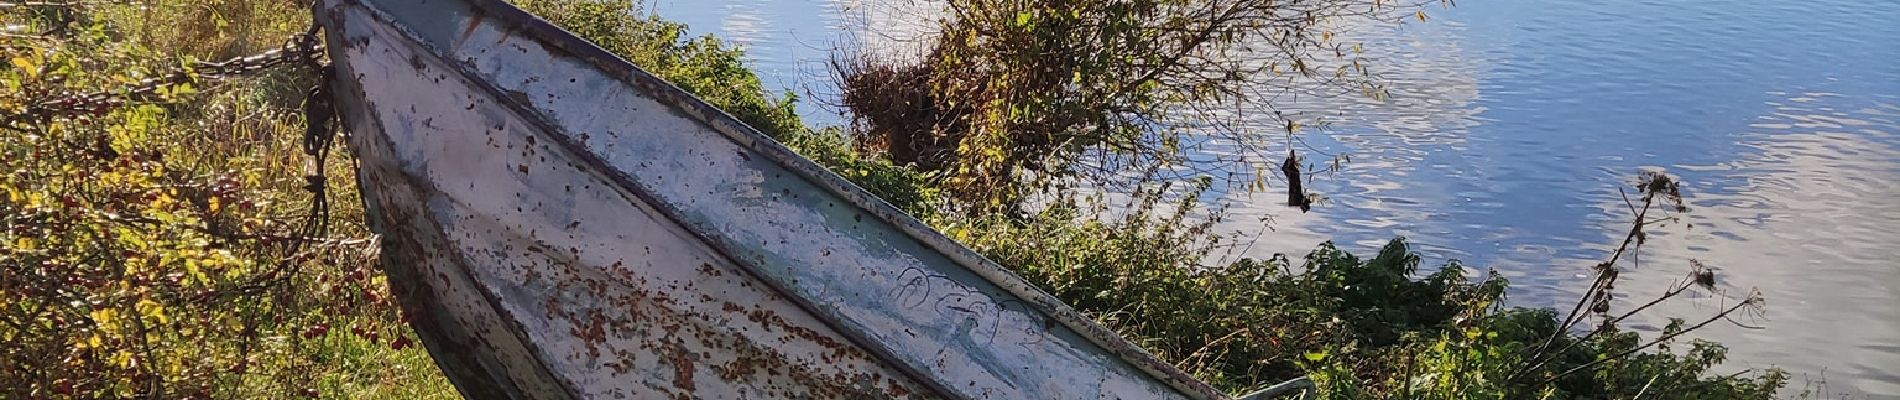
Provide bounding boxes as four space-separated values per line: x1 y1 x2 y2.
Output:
328 3 931 399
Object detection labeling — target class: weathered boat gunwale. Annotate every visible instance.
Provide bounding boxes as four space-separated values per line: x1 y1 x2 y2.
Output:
318 14 586 399
324 7 942 398
320 0 1229 398
322 3 942 398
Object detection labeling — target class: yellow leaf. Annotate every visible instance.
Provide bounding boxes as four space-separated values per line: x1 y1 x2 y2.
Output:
110 350 134 368
185 259 207 284
136 298 169 324
9 56 37 79
91 308 120 334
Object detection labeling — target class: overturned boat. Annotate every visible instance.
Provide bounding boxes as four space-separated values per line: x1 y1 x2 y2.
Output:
315 0 1251 398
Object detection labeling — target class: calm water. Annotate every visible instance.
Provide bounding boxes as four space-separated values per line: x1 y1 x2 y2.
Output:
650 0 1900 397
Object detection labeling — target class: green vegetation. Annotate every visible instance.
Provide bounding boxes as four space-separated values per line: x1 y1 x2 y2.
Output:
933 175 1785 399
1 0 449 398
2 1 1788 400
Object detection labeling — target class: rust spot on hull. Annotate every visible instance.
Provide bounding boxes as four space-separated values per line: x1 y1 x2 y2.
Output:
454 12 485 51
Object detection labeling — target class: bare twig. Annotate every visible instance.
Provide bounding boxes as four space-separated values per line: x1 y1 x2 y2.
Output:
1632 374 1661 399
1511 173 1709 384
1517 188 1654 375
1541 292 1764 384
0 1 79 8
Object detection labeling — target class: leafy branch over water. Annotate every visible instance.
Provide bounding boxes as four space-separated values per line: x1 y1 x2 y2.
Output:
839 0 1443 213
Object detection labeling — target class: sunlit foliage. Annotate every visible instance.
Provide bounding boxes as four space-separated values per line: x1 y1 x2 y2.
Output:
1 1 449 398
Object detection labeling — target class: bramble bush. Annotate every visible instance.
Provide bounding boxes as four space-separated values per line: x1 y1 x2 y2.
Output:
1 1 448 398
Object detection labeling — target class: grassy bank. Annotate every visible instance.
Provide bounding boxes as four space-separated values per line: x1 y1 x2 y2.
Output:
3 1 1787 399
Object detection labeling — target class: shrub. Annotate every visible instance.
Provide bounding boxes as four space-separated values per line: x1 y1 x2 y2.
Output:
1 1 449 398
839 0 1422 211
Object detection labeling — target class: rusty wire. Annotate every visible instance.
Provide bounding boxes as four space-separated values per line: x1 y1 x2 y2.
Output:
3 29 326 128
0 1 86 8
200 22 343 300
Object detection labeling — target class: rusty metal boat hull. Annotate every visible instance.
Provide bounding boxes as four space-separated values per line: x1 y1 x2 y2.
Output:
316 0 1228 399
